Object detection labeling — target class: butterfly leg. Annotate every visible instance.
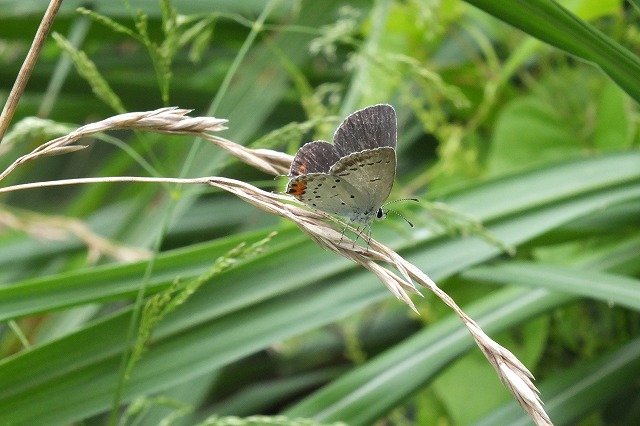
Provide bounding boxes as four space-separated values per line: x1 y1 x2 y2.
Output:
359 225 373 252
352 225 372 250
339 225 347 244
339 219 356 246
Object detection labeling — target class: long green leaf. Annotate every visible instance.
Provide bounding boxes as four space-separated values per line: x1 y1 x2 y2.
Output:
463 261 640 312
285 287 569 425
1 152 639 424
1 152 639 321
464 0 640 103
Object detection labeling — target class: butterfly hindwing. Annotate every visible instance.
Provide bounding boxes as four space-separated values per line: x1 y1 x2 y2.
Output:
329 147 396 210
286 173 366 219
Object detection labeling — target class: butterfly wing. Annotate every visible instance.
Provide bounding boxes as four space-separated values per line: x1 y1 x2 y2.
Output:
289 140 341 177
333 104 396 156
286 173 364 219
329 147 396 210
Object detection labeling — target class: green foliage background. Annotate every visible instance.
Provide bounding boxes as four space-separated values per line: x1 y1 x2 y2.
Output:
0 0 639 425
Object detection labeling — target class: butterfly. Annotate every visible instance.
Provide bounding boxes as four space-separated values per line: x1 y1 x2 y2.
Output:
287 104 413 240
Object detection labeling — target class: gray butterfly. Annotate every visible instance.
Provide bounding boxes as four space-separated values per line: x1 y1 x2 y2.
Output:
286 104 400 232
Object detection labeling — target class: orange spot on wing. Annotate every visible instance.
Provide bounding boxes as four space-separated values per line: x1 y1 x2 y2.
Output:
287 180 307 196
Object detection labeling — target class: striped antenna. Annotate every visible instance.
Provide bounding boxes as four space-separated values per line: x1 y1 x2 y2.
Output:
381 198 419 227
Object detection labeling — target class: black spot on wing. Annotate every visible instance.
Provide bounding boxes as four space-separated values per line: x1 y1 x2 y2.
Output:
328 147 396 206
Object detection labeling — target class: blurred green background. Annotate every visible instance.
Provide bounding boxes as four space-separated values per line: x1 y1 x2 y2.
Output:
0 0 639 425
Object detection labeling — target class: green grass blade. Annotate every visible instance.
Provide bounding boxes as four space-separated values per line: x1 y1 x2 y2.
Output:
464 0 640 103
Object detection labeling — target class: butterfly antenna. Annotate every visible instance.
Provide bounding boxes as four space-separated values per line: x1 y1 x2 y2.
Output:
382 198 418 228
383 197 419 207
385 208 414 228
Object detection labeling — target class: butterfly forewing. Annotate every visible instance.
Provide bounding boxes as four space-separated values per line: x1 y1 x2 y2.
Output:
333 104 397 156
289 140 341 177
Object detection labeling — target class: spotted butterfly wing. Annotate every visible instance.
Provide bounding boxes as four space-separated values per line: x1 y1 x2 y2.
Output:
286 173 366 219
287 147 396 226
328 147 396 222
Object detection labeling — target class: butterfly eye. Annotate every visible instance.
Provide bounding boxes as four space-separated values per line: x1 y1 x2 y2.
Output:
376 208 387 220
